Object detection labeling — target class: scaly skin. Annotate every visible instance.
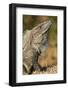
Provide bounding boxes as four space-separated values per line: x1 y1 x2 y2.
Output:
23 20 52 74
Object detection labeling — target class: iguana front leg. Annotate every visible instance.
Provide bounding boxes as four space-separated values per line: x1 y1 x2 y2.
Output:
32 49 41 72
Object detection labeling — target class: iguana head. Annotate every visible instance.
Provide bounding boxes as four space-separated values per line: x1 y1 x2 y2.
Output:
32 20 51 33
31 20 52 53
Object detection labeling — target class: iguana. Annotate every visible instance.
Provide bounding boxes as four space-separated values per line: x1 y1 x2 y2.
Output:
23 20 52 74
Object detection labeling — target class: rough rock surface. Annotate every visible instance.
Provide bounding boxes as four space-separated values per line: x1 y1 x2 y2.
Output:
32 65 57 74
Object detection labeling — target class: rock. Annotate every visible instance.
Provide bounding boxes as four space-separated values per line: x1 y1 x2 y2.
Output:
32 65 57 74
